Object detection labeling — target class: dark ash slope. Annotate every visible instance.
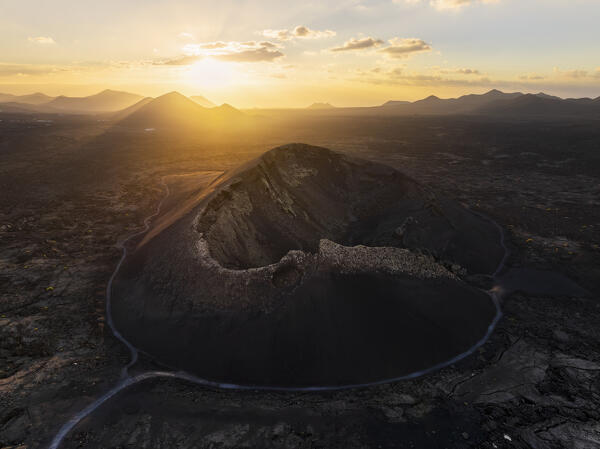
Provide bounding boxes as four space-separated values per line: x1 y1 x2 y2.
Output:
112 144 503 386
198 144 503 272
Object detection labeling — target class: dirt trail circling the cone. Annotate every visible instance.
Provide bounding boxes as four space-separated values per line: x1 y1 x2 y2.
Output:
49 145 509 449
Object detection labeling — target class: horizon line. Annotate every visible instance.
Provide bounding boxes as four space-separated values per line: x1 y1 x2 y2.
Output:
2 87 600 110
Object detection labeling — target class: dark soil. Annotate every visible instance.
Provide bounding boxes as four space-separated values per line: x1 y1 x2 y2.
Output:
1 113 598 448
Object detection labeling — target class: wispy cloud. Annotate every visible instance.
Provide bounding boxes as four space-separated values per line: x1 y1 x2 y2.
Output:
263 26 336 41
259 41 280 49
28 36 56 45
0 63 58 76
379 38 432 58
553 67 591 79
519 73 546 81
331 37 384 52
153 55 203 66
177 32 195 40
355 66 492 86
438 67 481 75
215 46 284 62
330 36 431 58
183 42 228 52
454 68 480 75
178 41 284 63
432 0 498 9
396 0 500 10
0 62 91 77
262 29 290 40
354 63 600 91
292 26 336 39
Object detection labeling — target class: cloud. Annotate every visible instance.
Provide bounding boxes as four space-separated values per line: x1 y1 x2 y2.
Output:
519 73 546 81
292 26 336 39
455 68 480 75
356 63 599 90
186 41 228 50
260 41 280 49
563 70 587 79
215 46 284 62
0 62 90 77
153 41 284 66
432 0 490 9
384 68 445 82
177 32 195 40
263 26 336 41
0 63 57 76
354 66 495 87
550 67 600 81
553 67 590 79
396 0 499 10
28 36 55 45
330 36 430 57
438 67 481 75
331 37 384 52
262 29 290 40
180 41 284 63
379 38 432 58
153 55 203 66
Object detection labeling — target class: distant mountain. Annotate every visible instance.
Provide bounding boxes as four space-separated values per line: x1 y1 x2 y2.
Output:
0 92 54 105
0 102 37 114
452 89 523 107
0 93 18 103
534 92 562 101
381 100 410 108
477 93 600 117
118 92 245 130
413 94 441 104
191 95 216 108
3 88 599 119
110 97 154 121
119 92 205 127
371 90 600 117
307 102 336 109
404 90 523 114
212 103 245 118
44 89 144 113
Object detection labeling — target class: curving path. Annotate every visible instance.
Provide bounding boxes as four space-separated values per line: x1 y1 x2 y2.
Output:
48 173 509 449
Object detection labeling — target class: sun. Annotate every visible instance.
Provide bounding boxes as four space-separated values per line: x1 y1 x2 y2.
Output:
182 58 235 89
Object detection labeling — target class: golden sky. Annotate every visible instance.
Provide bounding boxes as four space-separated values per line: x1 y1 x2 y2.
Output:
1 0 599 107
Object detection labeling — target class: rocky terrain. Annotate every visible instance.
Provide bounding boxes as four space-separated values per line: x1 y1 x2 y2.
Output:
113 144 503 386
0 114 598 448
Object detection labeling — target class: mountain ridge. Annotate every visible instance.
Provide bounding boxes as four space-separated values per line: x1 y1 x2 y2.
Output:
2 89 599 118
307 102 336 109
191 95 216 108
118 92 245 129
0 92 55 105
43 89 144 113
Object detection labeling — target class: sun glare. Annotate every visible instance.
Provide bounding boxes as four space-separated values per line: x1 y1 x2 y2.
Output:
184 58 234 89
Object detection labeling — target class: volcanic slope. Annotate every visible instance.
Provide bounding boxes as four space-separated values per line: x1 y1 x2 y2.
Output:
45 89 144 113
113 144 504 386
117 92 246 130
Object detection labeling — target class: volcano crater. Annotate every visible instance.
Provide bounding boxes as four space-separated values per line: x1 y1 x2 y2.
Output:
112 144 504 386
